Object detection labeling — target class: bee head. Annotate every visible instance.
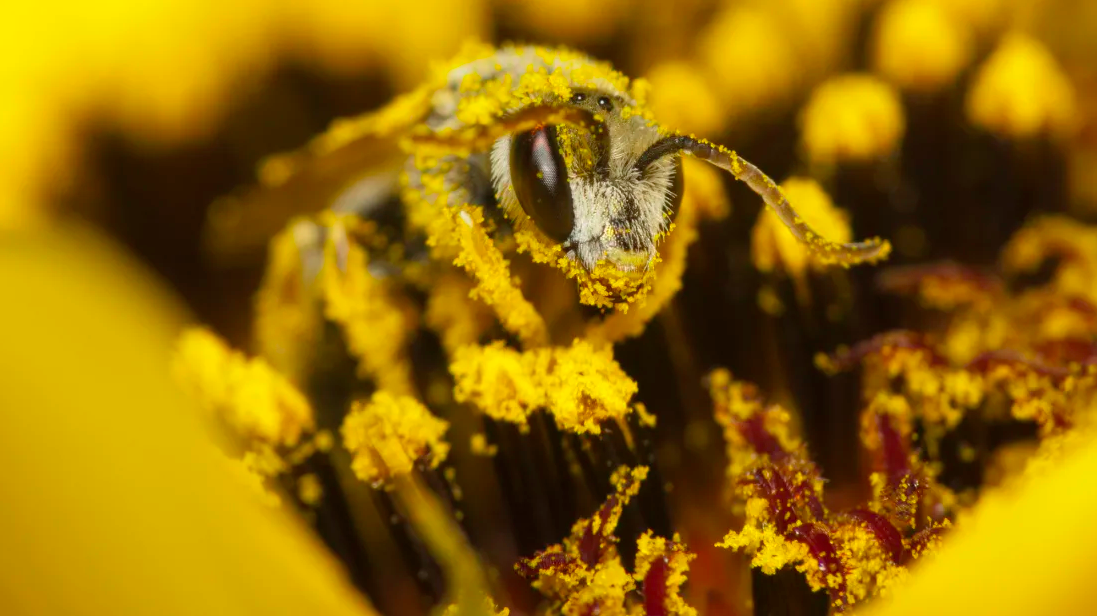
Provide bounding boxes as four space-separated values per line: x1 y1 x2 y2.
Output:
492 91 684 274
492 92 890 288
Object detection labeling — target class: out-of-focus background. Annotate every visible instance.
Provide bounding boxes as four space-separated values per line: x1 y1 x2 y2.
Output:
6 5 1097 616
5 0 1095 349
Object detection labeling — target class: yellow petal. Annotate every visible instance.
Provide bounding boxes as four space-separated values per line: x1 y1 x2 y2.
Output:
866 431 1097 616
0 227 376 616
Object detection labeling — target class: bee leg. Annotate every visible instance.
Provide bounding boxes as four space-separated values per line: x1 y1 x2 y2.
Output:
330 168 401 217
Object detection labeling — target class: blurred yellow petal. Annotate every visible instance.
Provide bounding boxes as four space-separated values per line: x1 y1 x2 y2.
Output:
0 1 485 229
0 227 375 616
865 431 1097 616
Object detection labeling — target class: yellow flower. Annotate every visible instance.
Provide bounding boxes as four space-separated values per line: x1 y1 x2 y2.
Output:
9 4 1097 615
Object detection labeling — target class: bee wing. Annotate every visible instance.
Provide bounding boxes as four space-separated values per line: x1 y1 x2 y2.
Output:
202 87 434 265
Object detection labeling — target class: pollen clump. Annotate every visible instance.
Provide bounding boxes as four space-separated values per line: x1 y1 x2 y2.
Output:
429 45 634 135
966 34 1077 140
833 522 908 603
872 0 972 92
800 74 906 165
518 466 697 615
451 341 544 429
173 327 314 448
538 340 639 434
515 228 656 312
450 339 639 434
752 178 853 280
716 523 811 576
341 391 451 487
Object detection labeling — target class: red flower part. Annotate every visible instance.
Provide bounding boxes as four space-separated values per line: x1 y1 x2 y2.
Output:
515 550 579 579
751 467 799 533
1065 296 1097 320
875 413 912 483
823 330 945 372
642 555 669 616
1034 338 1097 366
788 470 826 521
966 349 1071 380
847 508 906 564
876 261 1003 296
788 522 847 608
578 495 618 567
737 412 789 461
908 525 946 558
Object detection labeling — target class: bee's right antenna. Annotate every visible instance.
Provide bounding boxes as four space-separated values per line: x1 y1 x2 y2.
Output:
637 135 891 267
407 106 604 156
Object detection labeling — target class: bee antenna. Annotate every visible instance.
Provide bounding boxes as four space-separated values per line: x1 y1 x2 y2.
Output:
407 106 604 154
659 134 892 267
634 135 694 174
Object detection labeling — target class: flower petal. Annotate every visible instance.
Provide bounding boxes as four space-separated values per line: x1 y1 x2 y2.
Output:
0 228 376 616
865 432 1097 616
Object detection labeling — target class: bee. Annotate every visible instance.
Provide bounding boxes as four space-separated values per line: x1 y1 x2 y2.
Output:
206 44 888 306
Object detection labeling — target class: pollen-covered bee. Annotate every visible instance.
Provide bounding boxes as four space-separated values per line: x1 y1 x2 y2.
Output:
206 44 888 320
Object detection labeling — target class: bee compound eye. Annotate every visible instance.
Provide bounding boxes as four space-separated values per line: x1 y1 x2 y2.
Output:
509 125 575 243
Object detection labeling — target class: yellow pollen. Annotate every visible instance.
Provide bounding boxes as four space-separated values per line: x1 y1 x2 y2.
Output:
800 74 906 165
872 0 972 92
173 327 314 448
966 33 1077 141
341 391 451 488
450 339 639 434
